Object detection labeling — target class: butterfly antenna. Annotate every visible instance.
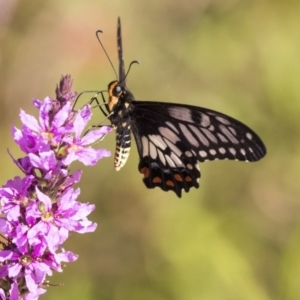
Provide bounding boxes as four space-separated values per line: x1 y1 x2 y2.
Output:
96 30 118 80
119 60 140 85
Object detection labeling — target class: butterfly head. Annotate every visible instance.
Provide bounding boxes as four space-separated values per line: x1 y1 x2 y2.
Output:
107 80 123 112
109 80 122 96
107 79 135 114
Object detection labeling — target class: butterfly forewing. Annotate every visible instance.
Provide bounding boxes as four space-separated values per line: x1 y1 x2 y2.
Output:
105 18 266 198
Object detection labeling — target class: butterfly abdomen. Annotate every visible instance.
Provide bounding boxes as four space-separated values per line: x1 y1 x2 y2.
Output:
114 122 131 171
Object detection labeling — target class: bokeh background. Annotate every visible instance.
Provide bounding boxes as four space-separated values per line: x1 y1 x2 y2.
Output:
0 0 299 299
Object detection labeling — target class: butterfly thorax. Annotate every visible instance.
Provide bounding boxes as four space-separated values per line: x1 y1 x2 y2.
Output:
107 80 135 171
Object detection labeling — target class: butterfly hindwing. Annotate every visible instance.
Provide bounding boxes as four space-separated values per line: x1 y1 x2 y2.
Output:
138 154 200 198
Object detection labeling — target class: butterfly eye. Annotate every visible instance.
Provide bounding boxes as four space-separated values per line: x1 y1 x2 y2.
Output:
113 85 122 96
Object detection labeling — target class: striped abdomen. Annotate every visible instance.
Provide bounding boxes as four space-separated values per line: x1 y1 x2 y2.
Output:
114 125 131 171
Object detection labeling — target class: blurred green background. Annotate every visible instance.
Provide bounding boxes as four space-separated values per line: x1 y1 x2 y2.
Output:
0 0 300 299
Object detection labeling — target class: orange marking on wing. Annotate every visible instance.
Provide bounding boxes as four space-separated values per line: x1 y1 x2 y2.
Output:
153 177 162 183
174 174 183 182
185 176 192 182
139 167 150 178
166 180 175 187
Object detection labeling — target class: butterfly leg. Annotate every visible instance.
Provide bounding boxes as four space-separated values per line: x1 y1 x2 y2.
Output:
79 90 114 138
72 90 106 111
83 124 114 141
88 91 108 117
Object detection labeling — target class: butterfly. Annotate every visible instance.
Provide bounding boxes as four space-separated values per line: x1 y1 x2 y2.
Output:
99 17 266 198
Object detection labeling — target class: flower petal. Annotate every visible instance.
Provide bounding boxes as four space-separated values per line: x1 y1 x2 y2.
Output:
81 126 112 145
19 110 40 132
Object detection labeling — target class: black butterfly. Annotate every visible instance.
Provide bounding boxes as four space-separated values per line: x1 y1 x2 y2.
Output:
100 18 266 198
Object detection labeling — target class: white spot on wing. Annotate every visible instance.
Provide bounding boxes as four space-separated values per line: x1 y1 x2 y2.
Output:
157 149 166 165
148 134 167 150
149 142 157 159
219 147 226 154
187 163 193 170
179 124 199 147
219 125 239 144
185 150 193 157
199 150 207 158
168 107 194 122
164 138 183 157
216 116 231 125
201 128 218 143
165 121 179 134
229 127 237 135
170 152 183 167
209 149 217 155
158 127 180 143
217 133 228 143
200 113 211 127
229 148 236 155
141 136 149 157
165 155 176 168
189 125 209 146
246 132 252 140
240 148 246 156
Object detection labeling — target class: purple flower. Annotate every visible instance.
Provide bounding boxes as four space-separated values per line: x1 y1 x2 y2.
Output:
0 76 111 299
0 176 33 223
62 105 112 166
